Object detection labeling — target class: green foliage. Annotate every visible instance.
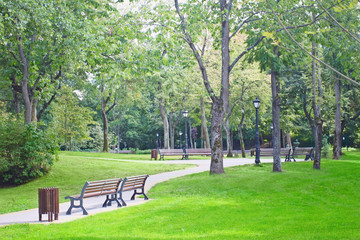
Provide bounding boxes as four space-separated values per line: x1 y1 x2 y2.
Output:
0 113 57 185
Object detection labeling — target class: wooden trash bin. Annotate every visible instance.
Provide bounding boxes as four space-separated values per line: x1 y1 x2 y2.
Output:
38 187 59 222
151 149 158 160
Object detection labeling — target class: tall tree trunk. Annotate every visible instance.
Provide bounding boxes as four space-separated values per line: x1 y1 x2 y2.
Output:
224 117 233 157
117 111 122 152
18 39 32 124
200 97 210 148
31 99 38 122
333 75 341 159
159 102 170 149
11 75 21 114
238 112 246 158
286 132 292 149
189 119 193 149
311 41 323 169
210 98 225 174
101 99 109 152
271 46 282 172
169 113 175 149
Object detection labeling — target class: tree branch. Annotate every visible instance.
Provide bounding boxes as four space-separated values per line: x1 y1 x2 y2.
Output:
174 0 217 102
266 0 360 87
230 12 257 40
315 0 360 44
230 36 265 72
106 99 116 115
9 50 21 65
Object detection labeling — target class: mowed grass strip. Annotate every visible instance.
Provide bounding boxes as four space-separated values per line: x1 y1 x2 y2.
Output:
1 151 359 239
0 152 192 214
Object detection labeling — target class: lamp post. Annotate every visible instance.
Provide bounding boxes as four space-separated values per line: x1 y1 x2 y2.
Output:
253 97 261 165
179 131 183 149
156 133 159 150
183 110 189 159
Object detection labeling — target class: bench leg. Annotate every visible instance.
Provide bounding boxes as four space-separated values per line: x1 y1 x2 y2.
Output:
105 194 122 207
131 188 149 200
66 199 74 215
118 193 127 206
131 190 137 200
66 199 88 215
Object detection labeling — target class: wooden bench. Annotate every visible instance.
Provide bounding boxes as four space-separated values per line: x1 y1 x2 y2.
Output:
117 150 131 154
185 148 211 156
65 178 122 215
251 148 291 161
158 149 185 160
118 175 149 206
289 147 314 162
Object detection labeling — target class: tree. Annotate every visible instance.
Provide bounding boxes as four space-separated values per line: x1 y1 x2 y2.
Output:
0 0 108 124
49 86 95 151
174 0 268 174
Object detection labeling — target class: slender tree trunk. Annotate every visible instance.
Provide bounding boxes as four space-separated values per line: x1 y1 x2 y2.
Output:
286 132 292 149
31 99 38 122
210 98 225 174
159 102 170 149
238 112 246 158
271 46 282 172
18 40 32 124
333 76 341 159
11 75 21 114
224 117 233 157
200 97 210 148
169 113 175 149
101 101 109 152
117 111 121 152
189 119 193 149
311 41 323 169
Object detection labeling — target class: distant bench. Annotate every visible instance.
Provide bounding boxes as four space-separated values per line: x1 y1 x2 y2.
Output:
158 149 185 160
186 148 211 156
158 148 212 160
117 150 131 154
65 175 149 215
289 147 314 162
251 148 291 161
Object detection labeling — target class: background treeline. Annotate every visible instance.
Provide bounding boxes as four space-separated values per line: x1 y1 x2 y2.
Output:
0 0 359 183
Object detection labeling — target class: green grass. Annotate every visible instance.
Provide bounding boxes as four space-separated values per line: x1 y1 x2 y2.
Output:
1 151 360 239
0 152 192 214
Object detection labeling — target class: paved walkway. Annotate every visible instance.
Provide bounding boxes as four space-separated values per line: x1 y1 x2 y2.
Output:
0 157 275 227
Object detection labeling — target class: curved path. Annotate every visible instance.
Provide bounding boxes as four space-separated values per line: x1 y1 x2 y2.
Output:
0 157 274 227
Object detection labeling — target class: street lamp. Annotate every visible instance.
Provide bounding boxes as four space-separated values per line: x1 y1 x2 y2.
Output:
183 110 189 159
253 97 261 165
156 133 159 150
179 131 183 149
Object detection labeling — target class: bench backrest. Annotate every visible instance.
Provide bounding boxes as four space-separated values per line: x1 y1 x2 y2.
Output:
118 150 131 154
251 148 291 156
119 175 149 192
158 149 184 154
81 178 122 198
185 148 211 154
293 147 313 155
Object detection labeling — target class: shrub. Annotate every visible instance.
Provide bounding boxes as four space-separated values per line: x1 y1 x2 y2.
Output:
0 116 58 186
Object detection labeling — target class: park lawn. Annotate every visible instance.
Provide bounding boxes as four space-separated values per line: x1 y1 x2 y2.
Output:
1 151 359 239
61 150 211 160
0 152 192 214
